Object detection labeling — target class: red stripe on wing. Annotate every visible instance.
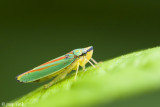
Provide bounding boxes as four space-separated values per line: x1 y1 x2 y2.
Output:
39 56 66 66
20 63 60 76
28 66 49 73
17 56 67 80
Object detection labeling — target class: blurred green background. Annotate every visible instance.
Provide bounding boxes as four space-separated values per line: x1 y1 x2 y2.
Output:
0 0 160 105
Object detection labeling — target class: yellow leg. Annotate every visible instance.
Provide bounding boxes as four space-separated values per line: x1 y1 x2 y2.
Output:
75 62 79 80
91 58 98 64
82 65 86 72
44 59 79 88
85 58 96 68
44 72 66 88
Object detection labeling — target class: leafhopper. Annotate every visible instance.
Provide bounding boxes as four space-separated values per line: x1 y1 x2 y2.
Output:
16 46 97 88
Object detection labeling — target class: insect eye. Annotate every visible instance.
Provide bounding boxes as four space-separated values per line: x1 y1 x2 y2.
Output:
73 49 83 56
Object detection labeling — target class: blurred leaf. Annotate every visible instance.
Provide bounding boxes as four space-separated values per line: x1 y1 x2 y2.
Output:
10 47 160 107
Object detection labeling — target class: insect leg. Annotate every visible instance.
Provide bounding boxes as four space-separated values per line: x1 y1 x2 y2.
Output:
44 70 69 88
44 59 79 88
75 62 80 80
82 57 86 71
82 65 86 72
85 58 96 68
91 58 98 64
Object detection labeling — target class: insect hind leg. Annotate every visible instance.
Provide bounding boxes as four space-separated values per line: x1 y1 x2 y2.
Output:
44 60 79 88
44 65 79 88
44 71 68 88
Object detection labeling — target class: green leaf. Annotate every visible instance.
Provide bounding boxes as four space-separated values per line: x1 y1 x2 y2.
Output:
10 47 160 107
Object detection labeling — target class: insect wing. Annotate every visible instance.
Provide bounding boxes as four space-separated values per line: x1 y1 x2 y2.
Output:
16 54 75 83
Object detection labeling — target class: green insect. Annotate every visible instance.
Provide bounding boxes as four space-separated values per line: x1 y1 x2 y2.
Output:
16 46 97 88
